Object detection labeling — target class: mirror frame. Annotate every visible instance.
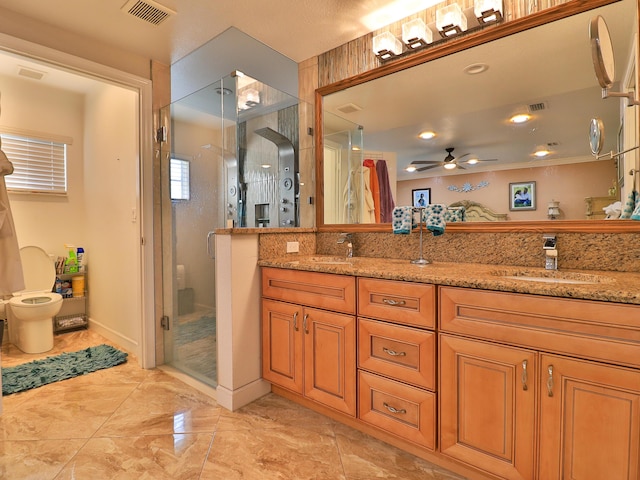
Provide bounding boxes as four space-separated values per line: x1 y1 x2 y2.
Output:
315 0 640 233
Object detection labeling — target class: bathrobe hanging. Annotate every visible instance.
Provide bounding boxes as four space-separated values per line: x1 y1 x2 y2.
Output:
0 142 24 295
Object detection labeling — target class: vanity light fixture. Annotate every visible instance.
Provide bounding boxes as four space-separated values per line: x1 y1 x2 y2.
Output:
373 31 403 59
436 3 467 38
547 200 560 219
418 130 436 140
473 0 503 24
402 18 433 49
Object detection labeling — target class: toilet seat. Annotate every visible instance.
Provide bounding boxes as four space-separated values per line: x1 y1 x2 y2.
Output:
9 292 61 308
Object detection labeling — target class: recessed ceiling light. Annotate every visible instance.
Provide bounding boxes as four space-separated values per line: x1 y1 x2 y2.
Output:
510 113 531 124
419 131 436 140
466 158 479 165
463 63 489 75
405 165 417 172
534 145 551 157
261 164 271 169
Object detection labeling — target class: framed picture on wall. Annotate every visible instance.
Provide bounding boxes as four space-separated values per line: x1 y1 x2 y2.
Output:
412 188 431 207
509 181 536 210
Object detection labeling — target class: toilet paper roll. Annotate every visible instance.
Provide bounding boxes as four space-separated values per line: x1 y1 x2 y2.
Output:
176 264 186 290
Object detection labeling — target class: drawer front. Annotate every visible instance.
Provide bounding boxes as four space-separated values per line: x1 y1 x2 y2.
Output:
358 318 435 390
262 267 356 314
439 286 640 369
358 278 435 328
358 370 436 450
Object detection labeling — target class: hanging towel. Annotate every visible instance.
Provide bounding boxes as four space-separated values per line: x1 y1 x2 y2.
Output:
631 194 640 220
375 160 395 223
444 206 466 223
392 206 414 234
620 190 638 219
363 159 381 223
421 204 447 236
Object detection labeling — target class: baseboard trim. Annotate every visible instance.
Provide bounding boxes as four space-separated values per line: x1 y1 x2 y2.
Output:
216 379 271 411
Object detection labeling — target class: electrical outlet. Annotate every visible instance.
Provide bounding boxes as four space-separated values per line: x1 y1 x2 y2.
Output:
286 241 299 253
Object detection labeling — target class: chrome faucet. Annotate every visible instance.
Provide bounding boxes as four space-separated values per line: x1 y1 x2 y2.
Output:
337 233 354 258
543 234 558 270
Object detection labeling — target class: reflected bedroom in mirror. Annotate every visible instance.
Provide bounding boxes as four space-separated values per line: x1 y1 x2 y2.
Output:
320 0 638 226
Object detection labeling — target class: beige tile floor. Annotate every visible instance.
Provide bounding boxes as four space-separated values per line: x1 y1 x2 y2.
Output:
0 330 467 480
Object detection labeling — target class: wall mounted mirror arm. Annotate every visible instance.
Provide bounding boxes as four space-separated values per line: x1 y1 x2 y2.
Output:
589 116 640 160
590 14 640 106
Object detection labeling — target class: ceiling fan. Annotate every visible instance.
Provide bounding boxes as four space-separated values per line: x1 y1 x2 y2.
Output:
409 147 498 171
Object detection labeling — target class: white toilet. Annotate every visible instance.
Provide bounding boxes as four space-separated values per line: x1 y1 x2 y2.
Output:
7 246 63 354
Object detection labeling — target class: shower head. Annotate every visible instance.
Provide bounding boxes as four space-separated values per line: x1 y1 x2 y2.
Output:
254 127 293 148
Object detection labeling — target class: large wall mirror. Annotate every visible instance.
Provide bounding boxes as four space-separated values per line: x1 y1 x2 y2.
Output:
317 0 639 233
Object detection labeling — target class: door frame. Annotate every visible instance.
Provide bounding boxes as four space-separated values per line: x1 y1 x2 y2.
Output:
0 33 156 368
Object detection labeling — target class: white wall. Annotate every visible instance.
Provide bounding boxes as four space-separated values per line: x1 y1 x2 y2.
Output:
83 84 141 350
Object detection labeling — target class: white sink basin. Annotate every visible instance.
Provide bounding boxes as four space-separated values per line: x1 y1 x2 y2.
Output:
493 269 614 285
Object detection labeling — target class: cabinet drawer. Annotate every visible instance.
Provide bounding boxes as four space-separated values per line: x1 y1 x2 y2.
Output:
358 370 436 450
358 318 435 390
262 267 355 314
440 286 640 369
358 278 435 328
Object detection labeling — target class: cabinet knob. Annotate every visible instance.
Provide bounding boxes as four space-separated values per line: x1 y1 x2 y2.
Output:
546 365 554 397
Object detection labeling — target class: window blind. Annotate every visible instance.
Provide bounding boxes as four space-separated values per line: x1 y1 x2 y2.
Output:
1 133 67 194
170 158 190 201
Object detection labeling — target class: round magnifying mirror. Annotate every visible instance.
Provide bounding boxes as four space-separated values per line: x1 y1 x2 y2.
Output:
589 117 605 156
589 15 615 89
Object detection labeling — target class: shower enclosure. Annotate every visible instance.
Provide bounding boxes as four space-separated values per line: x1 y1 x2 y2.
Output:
159 72 309 387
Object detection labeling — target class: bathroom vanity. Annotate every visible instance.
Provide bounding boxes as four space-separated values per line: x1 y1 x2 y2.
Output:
259 257 640 480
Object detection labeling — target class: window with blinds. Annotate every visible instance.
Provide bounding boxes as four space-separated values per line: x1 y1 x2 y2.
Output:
170 158 190 201
1 133 67 194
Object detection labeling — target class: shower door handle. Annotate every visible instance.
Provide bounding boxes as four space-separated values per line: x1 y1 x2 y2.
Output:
207 231 216 259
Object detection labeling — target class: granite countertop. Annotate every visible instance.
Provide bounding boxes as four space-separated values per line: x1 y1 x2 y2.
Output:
258 255 640 305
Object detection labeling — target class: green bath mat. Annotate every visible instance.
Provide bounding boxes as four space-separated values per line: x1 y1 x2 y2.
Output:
2 344 128 395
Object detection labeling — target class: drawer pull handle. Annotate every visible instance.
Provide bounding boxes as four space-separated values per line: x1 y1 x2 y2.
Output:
293 312 299 332
303 314 309 334
547 365 554 397
522 359 528 391
382 298 406 306
383 347 406 357
383 403 406 415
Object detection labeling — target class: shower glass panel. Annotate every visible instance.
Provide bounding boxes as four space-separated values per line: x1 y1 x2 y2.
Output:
160 80 226 388
159 73 313 388
323 112 364 224
221 72 304 228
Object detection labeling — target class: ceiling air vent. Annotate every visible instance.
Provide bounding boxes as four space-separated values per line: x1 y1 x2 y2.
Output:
528 102 547 113
121 0 175 25
337 103 363 114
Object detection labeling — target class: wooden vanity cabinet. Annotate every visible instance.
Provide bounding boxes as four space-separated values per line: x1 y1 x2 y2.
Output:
357 278 437 450
261 268 356 416
439 286 640 480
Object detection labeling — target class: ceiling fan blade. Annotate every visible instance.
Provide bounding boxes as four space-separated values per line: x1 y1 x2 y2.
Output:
416 164 442 171
457 153 471 159
411 161 441 164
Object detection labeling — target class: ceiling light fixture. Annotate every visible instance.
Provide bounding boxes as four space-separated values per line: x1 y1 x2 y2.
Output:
510 113 531 124
436 4 467 37
534 145 551 157
463 63 488 75
474 0 503 24
443 162 457 170
402 18 433 49
418 130 436 140
373 31 403 59
405 165 417 172
466 158 479 165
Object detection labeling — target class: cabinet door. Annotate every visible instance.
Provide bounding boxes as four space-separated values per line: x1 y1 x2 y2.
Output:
539 354 640 480
262 299 303 394
440 334 536 480
303 307 356 416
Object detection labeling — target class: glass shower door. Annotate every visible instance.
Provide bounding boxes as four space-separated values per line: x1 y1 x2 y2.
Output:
159 82 225 387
